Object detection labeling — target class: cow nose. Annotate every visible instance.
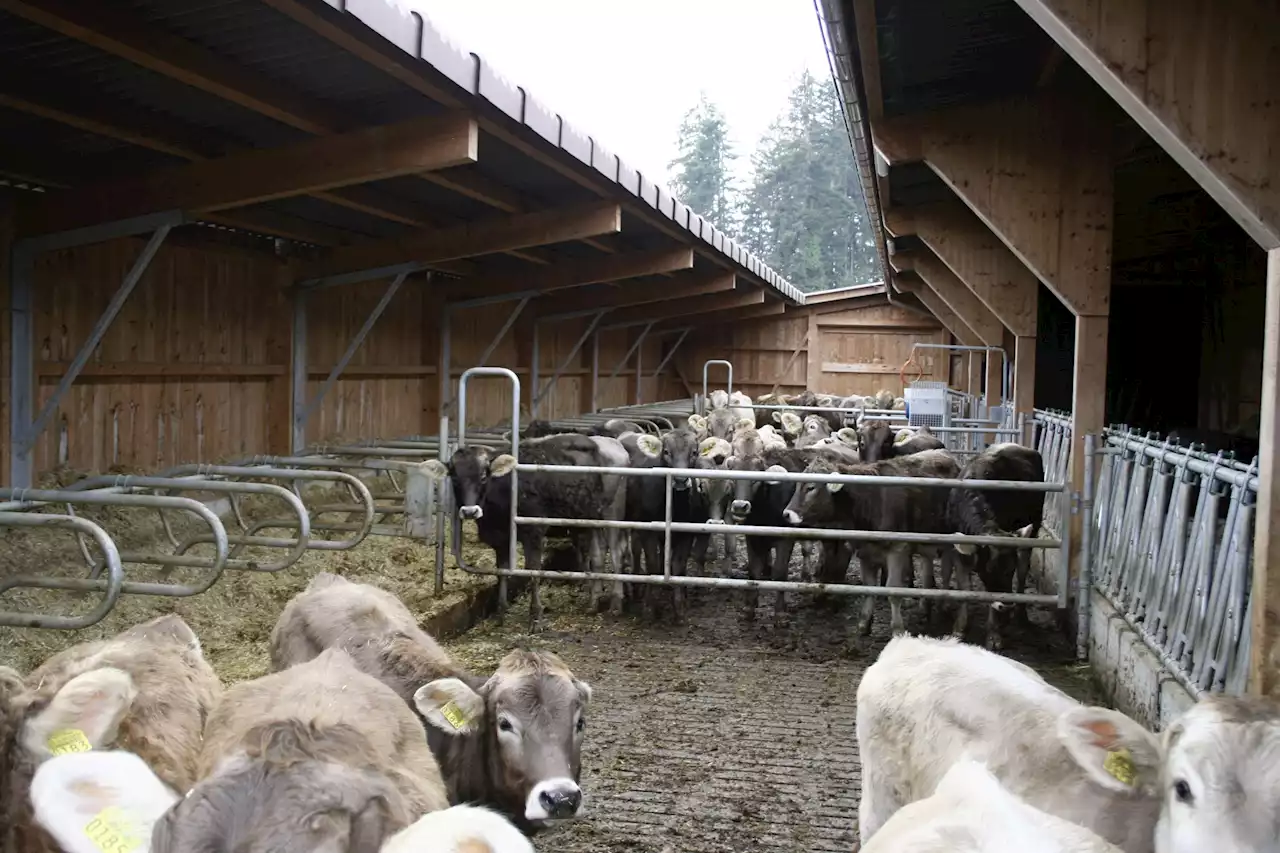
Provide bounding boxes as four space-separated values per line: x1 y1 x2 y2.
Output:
783 509 802 525
730 499 751 517
539 786 582 819
459 504 483 520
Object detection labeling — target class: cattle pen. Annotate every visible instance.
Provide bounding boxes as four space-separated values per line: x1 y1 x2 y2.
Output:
0 1 1277 852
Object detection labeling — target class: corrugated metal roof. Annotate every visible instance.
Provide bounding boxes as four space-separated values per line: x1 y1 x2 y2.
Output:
0 0 804 304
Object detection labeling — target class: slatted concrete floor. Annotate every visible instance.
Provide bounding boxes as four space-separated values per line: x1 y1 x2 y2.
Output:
442 559 1097 853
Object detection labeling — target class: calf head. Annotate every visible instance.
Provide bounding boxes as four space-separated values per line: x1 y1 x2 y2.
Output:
725 455 787 521
663 429 700 490
782 459 841 526
708 389 729 410
151 719 407 853
695 438 733 520
414 650 592 830
424 448 518 521
858 420 894 462
773 410 803 438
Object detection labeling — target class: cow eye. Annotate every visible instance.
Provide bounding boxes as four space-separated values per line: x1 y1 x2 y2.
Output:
1173 779 1193 804
576 717 586 733
497 717 515 733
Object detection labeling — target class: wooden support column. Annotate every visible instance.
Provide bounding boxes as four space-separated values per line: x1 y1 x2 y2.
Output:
1015 335 1037 423
806 311 821 391
876 89 1112 599
1251 249 1280 695
265 261 294 455
0 197 11 485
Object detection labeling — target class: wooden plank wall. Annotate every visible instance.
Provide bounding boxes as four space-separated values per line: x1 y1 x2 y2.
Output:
3 232 680 482
676 302 949 398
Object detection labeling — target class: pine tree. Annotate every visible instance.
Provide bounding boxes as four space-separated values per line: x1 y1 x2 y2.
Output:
668 92 737 231
737 71 879 291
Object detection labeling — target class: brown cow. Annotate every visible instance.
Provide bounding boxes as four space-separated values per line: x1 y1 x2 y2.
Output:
152 647 447 853
270 572 592 833
0 614 221 853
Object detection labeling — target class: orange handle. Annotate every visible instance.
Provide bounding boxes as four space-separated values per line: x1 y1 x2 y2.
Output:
899 353 924 391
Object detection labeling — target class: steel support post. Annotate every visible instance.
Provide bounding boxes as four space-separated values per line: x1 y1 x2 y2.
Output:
591 331 600 413
635 332 644 405
531 311 608 416
290 290 309 454
475 295 531 368
10 223 173 487
296 272 410 440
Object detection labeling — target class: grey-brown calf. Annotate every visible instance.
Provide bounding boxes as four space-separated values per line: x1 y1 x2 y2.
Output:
153 647 447 853
0 613 221 853
270 573 593 834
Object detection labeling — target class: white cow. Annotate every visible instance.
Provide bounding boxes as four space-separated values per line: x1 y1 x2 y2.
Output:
857 634 1280 853
861 758 1123 853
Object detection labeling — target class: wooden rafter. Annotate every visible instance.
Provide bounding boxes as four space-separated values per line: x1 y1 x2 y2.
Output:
535 272 735 315
608 288 765 326
302 202 622 281
442 248 694 301
17 113 479 236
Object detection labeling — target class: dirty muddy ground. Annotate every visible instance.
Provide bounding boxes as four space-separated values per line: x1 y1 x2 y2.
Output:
446 542 1098 853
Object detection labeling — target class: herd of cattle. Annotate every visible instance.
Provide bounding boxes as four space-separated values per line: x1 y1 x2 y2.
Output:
430 387 1044 650
3 576 1277 853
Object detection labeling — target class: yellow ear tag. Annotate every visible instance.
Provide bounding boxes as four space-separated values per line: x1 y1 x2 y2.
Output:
47 728 93 755
1103 747 1137 786
700 444 714 456
440 700 468 731
83 806 142 853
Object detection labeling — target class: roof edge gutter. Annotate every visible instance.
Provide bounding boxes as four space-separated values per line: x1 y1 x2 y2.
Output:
813 0 896 304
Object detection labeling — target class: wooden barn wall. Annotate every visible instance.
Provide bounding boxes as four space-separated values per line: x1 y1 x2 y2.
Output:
26 235 289 478
1 228 690 484
674 303 947 398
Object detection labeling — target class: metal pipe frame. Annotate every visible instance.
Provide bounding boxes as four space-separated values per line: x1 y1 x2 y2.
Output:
530 310 609 417
0 512 124 629
10 217 179 487
0 489 230 600
702 360 733 405
912 343 1009 407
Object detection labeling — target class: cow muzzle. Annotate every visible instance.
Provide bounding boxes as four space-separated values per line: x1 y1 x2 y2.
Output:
672 476 691 491
730 499 751 519
526 778 583 822
783 508 802 525
459 504 483 520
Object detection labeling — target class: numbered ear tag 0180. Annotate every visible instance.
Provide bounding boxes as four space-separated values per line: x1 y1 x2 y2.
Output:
441 700 468 731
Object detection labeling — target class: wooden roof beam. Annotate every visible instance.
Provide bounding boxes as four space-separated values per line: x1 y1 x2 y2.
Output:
303 201 622 283
896 275 979 347
910 249 1003 347
442 247 693 301
534 271 735 315
605 288 765 327
1014 0 1280 250
18 113 478 237
658 300 787 330
887 200 1037 338
872 90 1112 318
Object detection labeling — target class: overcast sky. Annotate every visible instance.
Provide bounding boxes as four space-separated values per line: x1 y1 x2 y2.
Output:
394 0 834 186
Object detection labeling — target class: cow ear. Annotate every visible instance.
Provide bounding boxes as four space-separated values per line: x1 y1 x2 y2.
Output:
826 481 843 493
421 459 450 481
30 751 179 853
836 428 859 447
573 678 593 706
771 411 784 424
735 417 755 433
1057 707 1163 796
1015 524 1036 538
637 434 662 458
953 535 979 556
414 678 484 737
23 667 137 758
489 454 517 478
687 414 706 429
894 429 914 445
780 413 802 435
698 437 721 457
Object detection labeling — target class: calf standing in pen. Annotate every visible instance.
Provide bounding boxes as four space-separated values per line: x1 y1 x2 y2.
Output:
619 428 717 620
271 573 592 833
783 450 960 636
857 634 1280 853
0 614 221 853
425 433 622 629
947 442 1046 649
858 419 945 462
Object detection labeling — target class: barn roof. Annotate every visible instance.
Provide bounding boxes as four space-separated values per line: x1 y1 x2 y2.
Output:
0 0 850 310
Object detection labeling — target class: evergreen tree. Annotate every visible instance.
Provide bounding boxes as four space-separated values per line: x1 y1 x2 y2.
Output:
737 71 879 291
668 92 737 230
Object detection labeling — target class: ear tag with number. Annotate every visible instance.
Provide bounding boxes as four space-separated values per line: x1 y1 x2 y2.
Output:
440 700 468 731
1103 747 1137 786
47 728 93 756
